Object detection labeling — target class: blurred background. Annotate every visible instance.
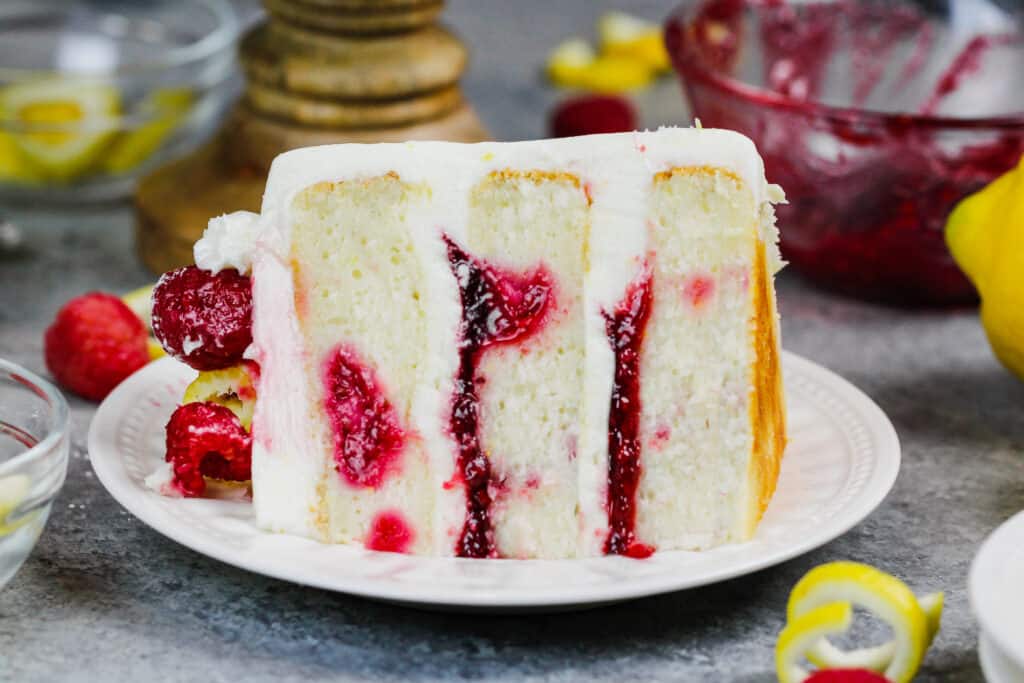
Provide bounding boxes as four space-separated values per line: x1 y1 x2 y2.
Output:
3 0 1023 308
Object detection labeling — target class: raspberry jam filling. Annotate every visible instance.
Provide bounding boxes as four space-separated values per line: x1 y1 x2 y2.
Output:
366 510 415 554
444 235 553 558
604 267 655 558
322 345 406 489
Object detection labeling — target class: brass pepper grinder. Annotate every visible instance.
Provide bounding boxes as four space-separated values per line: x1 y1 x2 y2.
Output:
135 0 489 273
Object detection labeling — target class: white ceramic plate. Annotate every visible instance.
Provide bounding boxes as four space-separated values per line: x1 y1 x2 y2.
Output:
971 511 1024 676
88 351 900 611
979 631 1024 683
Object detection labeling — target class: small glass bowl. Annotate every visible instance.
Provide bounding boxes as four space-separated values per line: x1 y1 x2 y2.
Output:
666 0 1024 306
0 359 69 589
0 0 240 202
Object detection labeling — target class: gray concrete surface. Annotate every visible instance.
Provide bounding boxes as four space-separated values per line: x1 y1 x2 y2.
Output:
1 1 1022 680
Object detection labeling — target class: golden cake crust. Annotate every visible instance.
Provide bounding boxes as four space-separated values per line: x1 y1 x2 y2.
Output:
747 239 787 531
486 168 583 189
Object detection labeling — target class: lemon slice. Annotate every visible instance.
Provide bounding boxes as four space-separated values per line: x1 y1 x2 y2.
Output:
547 40 654 92
147 338 166 361
547 38 598 88
122 283 166 360
103 87 193 174
0 131 41 184
0 79 120 182
0 474 31 536
597 11 671 73
783 562 935 683
183 364 257 430
121 283 156 329
777 602 853 683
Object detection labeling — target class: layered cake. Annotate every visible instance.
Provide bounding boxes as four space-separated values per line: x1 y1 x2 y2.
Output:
149 127 787 559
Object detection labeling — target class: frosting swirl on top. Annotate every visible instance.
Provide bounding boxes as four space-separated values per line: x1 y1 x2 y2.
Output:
194 211 261 274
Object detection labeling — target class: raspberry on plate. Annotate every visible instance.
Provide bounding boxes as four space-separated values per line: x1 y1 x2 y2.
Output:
152 266 253 371
549 95 637 138
44 292 150 401
165 401 252 497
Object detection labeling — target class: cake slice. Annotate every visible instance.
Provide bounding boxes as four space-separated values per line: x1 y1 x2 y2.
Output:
287 174 437 554
458 171 590 558
636 166 785 551
159 126 786 559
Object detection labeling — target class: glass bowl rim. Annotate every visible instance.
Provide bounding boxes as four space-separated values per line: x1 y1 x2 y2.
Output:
0 358 70 477
665 0 1024 132
0 0 240 81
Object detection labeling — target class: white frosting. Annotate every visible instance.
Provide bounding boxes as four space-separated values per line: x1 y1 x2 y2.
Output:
181 335 203 356
202 128 780 285
247 245 325 537
402 173 466 553
214 127 781 552
194 211 261 274
144 461 179 496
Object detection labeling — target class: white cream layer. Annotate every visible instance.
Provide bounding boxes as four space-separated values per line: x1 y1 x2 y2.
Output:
194 211 261 275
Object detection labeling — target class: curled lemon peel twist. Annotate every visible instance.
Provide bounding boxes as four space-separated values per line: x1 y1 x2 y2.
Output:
776 562 943 683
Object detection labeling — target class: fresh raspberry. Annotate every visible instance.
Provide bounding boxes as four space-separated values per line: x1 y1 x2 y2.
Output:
549 95 637 138
165 401 252 497
151 266 252 371
804 670 891 683
44 292 150 401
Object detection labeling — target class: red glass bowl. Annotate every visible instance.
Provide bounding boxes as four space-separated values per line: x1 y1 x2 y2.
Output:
666 0 1024 306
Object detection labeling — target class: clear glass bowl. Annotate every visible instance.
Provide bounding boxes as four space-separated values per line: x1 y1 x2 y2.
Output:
666 0 1024 306
0 359 69 589
0 0 240 202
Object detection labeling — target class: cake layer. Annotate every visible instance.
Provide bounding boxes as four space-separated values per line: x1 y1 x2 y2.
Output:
289 175 436 554
635 167 776 551
463 171 589 559
203 127 786 558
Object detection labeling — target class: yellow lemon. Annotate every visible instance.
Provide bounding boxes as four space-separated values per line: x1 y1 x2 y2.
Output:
947 156 1024 381
0 474 31 537
546 15 662 93
547 38 598 88
103 87 193 174
0 79 121 182
578 55 654 93
547 39 655 92
0 131 41 183
598 11 672 73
